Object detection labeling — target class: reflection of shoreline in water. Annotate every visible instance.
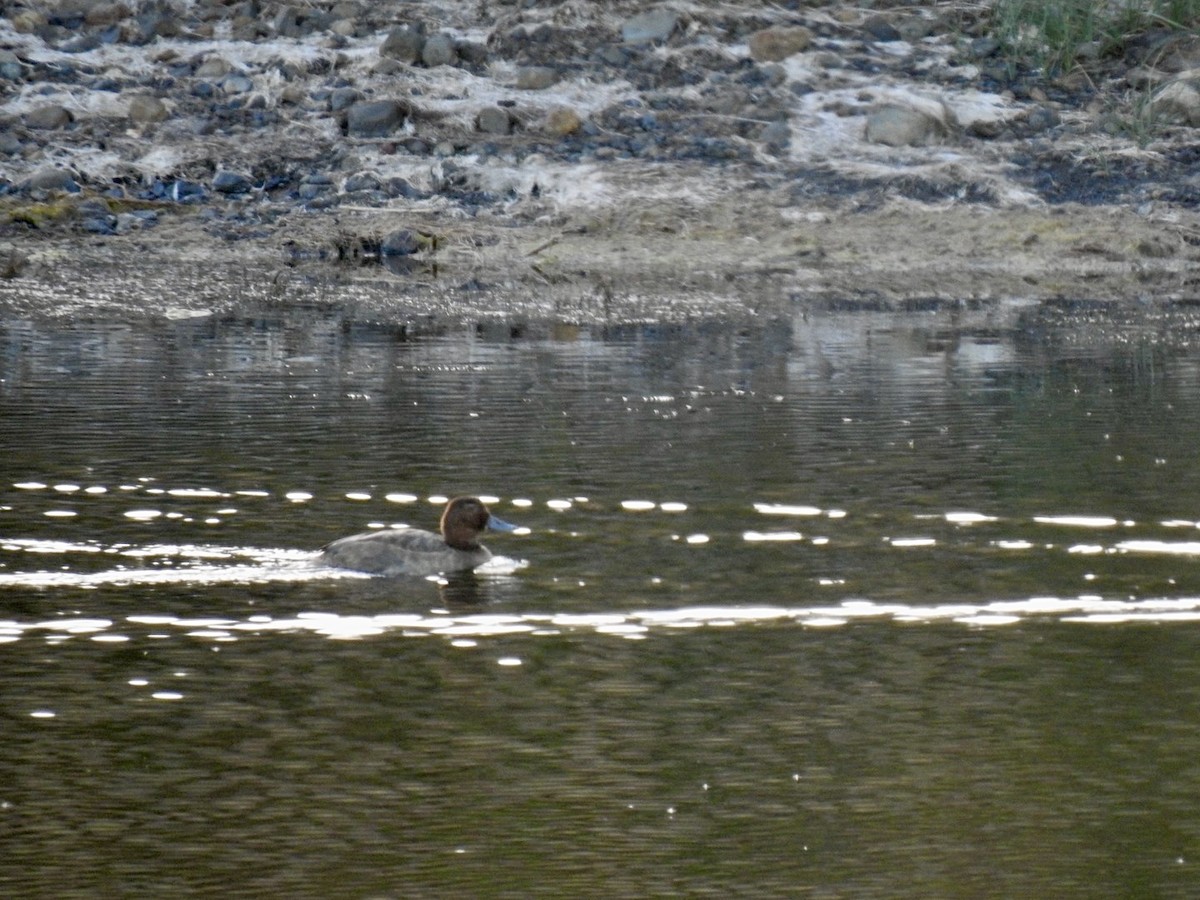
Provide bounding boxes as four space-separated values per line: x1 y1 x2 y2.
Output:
436 565 527 608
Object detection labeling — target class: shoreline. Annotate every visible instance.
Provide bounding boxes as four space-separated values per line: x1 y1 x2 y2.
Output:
1 2 1199 323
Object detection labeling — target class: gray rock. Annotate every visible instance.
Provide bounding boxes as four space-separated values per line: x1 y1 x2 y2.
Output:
394 178 429 199
297 181 331 200
61 32 102 53
380 25 424 64
747 27 813 62
85 2 129 27
896 16 935 42
194 57 232 79
330 1 360 18
25 168 79 192
82 216 117 235
1152 71 1200 126
421 33 457 67
544 106 582 136
213 170 252 193
759 120 791 153
344 172 382 193
274 6 307 38
230 20 262 42
329 87 362 112
26 105 73 130
279 83 308 105
457 41 488 67
9 9 47 33
0 131 21 155
222 75 255 94
128 95 168 124
345 99 407 137
0 49 25 81
516 66 559 90
865 103 951 147
968 36 1000 59
621 9 677 44
381 228 422 256
863 14 902 42
1025 105 1060 133
134 6 178 42
477 106 512 135
115 211 157 234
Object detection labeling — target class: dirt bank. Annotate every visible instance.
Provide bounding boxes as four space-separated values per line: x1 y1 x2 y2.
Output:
1 1 1199 323
3 184 1197 325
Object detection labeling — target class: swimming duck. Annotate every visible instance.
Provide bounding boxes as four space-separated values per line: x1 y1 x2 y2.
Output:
319 496 520 577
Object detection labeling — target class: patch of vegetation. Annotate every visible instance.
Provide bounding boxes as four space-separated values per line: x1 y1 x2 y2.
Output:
991 0 1200 144
993 0 1200 75
0 197 78 229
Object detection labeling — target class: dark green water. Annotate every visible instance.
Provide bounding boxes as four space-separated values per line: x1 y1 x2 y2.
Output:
3 307 1200 897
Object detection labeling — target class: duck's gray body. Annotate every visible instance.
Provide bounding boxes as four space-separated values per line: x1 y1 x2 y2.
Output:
318 496 518 577
320 527 492 577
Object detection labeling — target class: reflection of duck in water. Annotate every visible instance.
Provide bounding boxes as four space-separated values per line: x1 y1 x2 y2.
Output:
320 496 520 577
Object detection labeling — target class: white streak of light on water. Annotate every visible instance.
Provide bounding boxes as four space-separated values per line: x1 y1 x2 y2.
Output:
4 596 1200 647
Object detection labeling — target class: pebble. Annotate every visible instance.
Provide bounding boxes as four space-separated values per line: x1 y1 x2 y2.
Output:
127 94 168 124
1024 105 1061 133
457 41 488 67
477 106 512 135
24 168 80 193
421 33 457 68
25 105 73 130
9 9 47 32
516 66 559 90
0 50 24 80
865 103 952 147
222 74 254 94
82 216 117 235
86 3 129 28
759 120 791 153
329 87 362 112
116 210 157 233
544 106 582 136
195 57 232 79
344 99 408 136
381 228 422 256
344 172 381 193
621 9 678 44
747 27 813 63
213 170 252 193
1152 72 1200 126
863 14 903 43
380 25 423 64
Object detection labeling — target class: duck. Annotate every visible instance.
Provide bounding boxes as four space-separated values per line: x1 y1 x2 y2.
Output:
319 496 520 577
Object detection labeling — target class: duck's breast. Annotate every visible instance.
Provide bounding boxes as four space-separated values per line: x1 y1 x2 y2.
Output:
320 528 491 576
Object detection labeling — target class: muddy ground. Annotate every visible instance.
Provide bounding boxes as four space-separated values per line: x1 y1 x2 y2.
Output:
5 187 1198 328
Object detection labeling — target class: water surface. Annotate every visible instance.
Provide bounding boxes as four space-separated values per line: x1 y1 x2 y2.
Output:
2 306 1199 896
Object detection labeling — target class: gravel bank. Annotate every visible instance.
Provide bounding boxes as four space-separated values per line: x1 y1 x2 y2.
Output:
1 0 1199 322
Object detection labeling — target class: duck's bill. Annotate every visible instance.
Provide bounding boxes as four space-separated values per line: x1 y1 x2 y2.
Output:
487 515 522 533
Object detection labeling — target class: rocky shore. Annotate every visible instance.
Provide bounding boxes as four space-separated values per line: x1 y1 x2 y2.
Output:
1 0 1199 323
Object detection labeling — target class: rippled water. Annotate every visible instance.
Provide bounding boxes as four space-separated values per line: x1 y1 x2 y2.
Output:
3 307 1200 896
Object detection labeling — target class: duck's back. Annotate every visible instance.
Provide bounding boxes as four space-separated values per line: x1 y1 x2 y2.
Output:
320 528 491 576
